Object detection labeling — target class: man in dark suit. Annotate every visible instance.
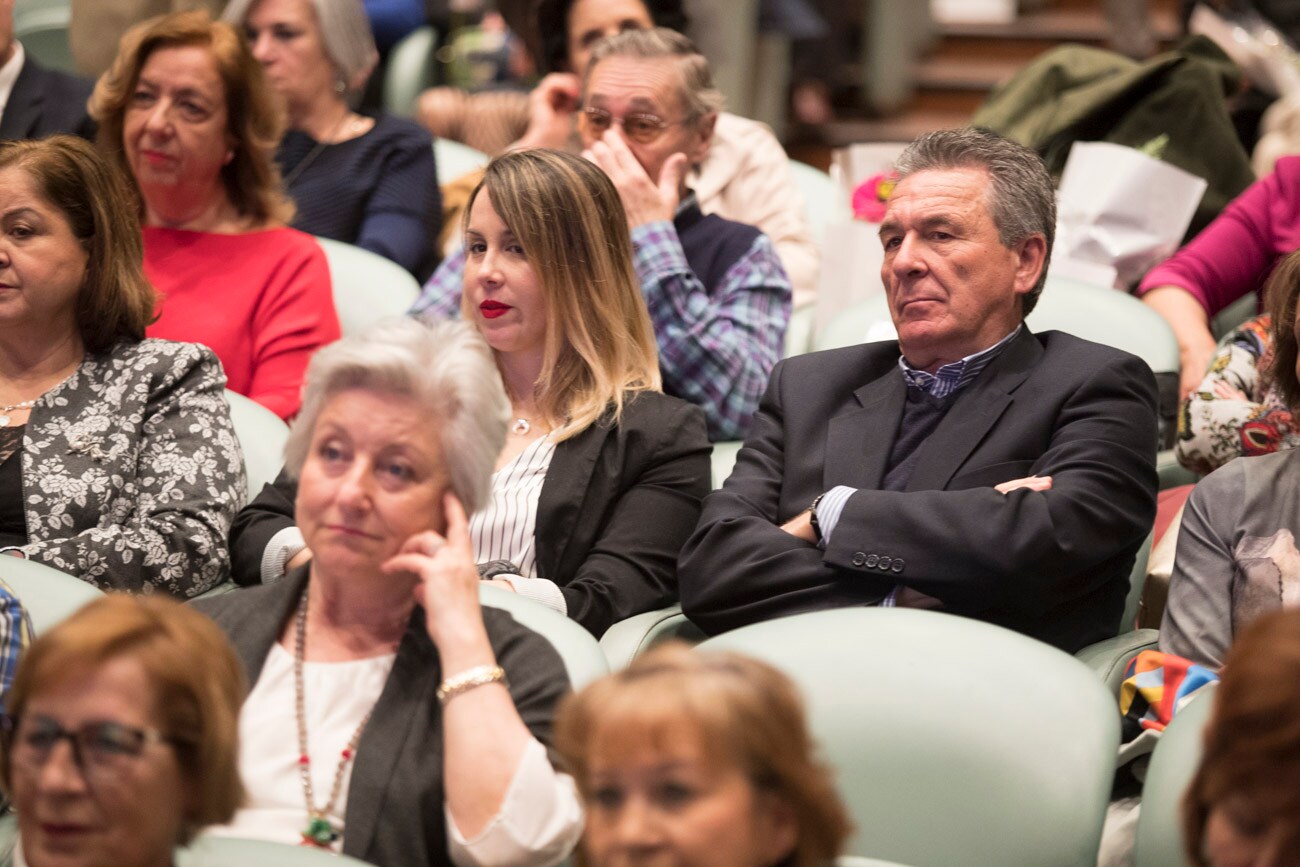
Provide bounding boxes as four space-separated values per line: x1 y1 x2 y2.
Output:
0 0 94 141
679 127 1159 653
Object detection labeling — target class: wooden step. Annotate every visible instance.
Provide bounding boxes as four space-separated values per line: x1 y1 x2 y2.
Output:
940 5 1179 44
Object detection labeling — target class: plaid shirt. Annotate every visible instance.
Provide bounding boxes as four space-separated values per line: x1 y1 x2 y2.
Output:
0 579 32 717
409 201 791 441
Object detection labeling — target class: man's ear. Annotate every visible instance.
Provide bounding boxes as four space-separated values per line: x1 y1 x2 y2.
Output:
687 112 716 167
1012 233 1048 298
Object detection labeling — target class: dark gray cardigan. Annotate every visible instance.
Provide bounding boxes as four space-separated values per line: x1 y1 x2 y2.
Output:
193 568 572 867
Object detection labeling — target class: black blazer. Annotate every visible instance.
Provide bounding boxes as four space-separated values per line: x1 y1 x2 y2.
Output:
0 55 95 141
230 392 711 636
679 328 1160 653
193 567 570 867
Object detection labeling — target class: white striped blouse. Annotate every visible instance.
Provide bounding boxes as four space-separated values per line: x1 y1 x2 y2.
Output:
470 435 562 610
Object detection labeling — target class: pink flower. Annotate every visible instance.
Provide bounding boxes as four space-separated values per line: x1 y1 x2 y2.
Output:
852 171 898 223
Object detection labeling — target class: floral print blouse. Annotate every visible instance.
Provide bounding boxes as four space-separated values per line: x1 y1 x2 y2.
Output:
1175 315 1299 475
14 339 246 595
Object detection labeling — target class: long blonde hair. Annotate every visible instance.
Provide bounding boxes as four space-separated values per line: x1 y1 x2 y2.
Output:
462 148 661 441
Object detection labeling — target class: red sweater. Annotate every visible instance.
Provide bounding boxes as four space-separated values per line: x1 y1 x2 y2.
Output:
143 226 340 419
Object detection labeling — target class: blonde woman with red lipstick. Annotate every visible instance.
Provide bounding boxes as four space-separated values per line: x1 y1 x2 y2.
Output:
89 11 339 420
231 148 711 637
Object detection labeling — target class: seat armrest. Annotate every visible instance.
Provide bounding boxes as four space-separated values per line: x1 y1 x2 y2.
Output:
1157 448 1199 491
1075 628 1160 695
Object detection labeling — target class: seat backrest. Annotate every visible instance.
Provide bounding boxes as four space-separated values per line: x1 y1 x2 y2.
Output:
14 3 74 74
433 138 490 184
0 558 103 636
789 160 849 246
382 25 438 118
224 390 289 498
1134 684 1217 867
814 278 1179 376
478 585 608 689
1121 529 1153 635
598 604 706 670
314 237 421 336
179 835 372 866
784 304 816 358
698 608 1120 866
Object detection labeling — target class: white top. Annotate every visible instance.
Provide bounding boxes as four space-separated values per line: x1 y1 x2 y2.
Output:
206 643 395 851
202 644 583 866
0 43 25 122
470 436 566 614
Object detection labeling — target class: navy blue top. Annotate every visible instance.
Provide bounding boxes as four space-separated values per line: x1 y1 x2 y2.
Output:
279 112 440 281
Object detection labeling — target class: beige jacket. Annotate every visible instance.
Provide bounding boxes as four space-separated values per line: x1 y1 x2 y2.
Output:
692 112 818 307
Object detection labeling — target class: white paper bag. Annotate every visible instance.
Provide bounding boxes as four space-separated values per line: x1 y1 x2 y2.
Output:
1054 141 1207 290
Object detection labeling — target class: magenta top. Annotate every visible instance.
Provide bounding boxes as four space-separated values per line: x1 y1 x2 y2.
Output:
1138 156 1300 316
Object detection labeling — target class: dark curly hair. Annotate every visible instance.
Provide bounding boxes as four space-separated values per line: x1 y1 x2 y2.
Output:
533 0 689 74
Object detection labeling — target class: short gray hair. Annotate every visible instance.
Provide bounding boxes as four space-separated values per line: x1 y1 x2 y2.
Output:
894 127 1056 315
284 319 510 514
585 27 723 124
224 0 378 94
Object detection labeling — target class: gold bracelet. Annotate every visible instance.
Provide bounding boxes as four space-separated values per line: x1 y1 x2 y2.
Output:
437 664 508 704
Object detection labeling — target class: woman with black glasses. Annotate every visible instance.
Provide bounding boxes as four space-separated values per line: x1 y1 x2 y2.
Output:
0 595 244 867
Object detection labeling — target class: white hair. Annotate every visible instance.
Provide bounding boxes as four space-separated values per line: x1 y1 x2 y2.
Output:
224 0 378 94
284 319 509 514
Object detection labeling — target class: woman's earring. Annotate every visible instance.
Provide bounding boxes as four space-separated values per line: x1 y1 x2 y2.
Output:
334 78 346 95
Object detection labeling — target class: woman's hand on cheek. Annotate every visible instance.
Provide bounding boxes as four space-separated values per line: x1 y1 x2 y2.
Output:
382 493 489 653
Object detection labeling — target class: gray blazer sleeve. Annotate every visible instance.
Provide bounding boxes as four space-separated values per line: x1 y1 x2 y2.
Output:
1159 460 1246 668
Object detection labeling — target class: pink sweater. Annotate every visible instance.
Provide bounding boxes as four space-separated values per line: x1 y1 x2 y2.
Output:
144 226 340 419
1138 157 1300 316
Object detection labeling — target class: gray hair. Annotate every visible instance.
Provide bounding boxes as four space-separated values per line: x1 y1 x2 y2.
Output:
585 27 723 124
894 127 1056 315
224 0 378 95
284 319 510 514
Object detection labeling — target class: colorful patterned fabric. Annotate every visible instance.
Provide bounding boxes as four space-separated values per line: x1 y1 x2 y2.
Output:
1177 314 1299 475
1119 649 1219 742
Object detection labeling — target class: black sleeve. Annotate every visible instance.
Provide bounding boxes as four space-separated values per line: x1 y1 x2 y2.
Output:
229 467 299 587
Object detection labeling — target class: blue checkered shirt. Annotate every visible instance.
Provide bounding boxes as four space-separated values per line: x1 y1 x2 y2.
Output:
0 579 33 717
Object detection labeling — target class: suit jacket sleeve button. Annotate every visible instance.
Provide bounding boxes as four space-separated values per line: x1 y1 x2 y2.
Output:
892 559 905 573
865 554 879 567
878 556 892 570
852 552 867 566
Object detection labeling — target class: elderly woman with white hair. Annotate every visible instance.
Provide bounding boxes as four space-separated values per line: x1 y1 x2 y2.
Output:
195 318 582 867
223 0 440 280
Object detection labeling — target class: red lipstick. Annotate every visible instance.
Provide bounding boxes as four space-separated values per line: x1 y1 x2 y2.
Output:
480 300 511 319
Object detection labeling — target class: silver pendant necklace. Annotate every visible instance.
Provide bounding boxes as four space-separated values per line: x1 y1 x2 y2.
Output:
0 399 36 427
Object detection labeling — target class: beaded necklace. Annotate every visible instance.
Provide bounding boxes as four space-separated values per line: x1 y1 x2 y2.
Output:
293 589 374 849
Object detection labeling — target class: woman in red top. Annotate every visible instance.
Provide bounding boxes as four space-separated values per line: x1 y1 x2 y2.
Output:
89 10 339 420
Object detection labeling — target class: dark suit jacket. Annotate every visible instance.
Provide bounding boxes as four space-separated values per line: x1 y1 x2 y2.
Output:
230 392 711 636
0 55 95 141
193 567 571 867
679 328 1159 653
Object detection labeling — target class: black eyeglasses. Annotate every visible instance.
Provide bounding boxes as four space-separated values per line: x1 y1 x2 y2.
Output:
2 715 182 776
579 106 689 144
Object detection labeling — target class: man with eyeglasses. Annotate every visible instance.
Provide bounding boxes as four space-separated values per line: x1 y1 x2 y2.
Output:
411 27 791 442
